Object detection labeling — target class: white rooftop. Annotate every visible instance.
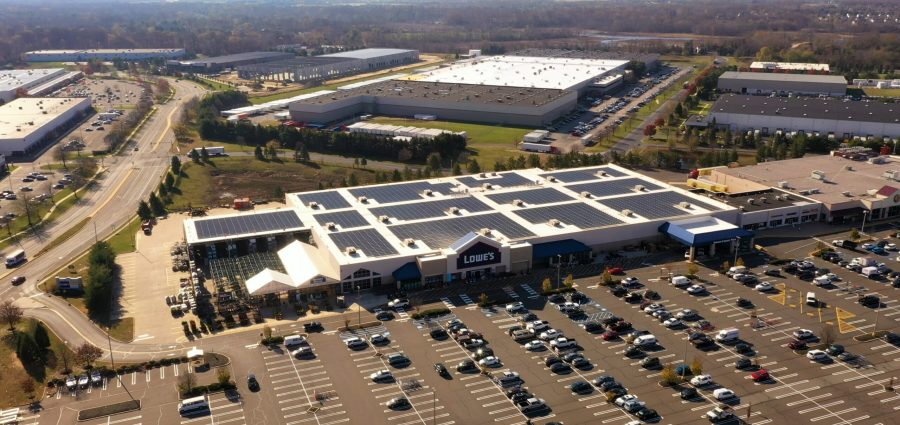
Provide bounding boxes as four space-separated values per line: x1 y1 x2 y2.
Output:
0 97 88 140
408 55 629 90
670 216 738 235
26 48 183 54
750 62 830 72
0 68 65 93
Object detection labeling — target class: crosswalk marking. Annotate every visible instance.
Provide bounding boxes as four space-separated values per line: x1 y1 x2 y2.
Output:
502 286 519 299
440 297 455 309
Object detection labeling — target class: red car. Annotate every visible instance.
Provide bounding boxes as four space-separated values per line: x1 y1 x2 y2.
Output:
787 339 807 350
751 369 770 382
601 330 618 341
607 267 625 275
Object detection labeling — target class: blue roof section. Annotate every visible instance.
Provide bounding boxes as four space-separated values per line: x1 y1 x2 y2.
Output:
532 239 591 259
659 222 754 247
392 262 422 281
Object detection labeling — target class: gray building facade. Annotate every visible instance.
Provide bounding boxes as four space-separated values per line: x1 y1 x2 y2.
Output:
237 48 419 83
718 71 848 96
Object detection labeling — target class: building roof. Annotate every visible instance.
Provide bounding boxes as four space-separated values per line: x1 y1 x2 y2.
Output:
0 97 88 141
178 51 293 66
290 79 571 108
706 189 818 212
749 62 830 72
183 208 305 245
713 155 900 207
26 48 183 55
660 216 754 247
0 68 65 93
719 71 847 85
322 48 418 60
406 55 629 90
711 94 900 125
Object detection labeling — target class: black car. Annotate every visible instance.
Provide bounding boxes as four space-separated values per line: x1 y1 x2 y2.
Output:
571 357 591 369
548 294 566 304
797 270 815 280
387 397 411 410
434 363 450 378
782 264 798 274
591 375 615 387
566 308 587 319
764 269 781 277
509 391 532 404
303 321 324 332
522 313 539 322
892 278 900 288
456 360 478 373
610 321 632 332
610 286 627 297
735 357 752 369
623 292 643 303
570 380 593 394
859 295 880 307
680 387 699 400
605 387 627 399
550 362 572 374
599 380 624 392
602 316 623 326
735 343 753 354
571 292 589 304
640 356 660 368
624 345 644 358
636 408 659 421
430 328 449 340
376 311 395 321
826 344 844 356
738 275 758 285
247 374 260 392
736 298 753 308
643 290 659 299
582 321 604 333
545 355 562 367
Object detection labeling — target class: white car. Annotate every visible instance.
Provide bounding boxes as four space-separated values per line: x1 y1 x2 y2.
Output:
675 309 697 320
291 346 314 357
478 356 501 368
369 333 390 345
615 395 645 412
686 284 706 295
526 320 550 332
663 318 683 328
463 338 485 349
887 243 898 251
556 302 579 312
713 388 736 401
539 329 563 341
793 329 815 339
549 337 576 349
806 349 828 361
620 277 640 287
643 303 664 313
388 299 410 309
754 282 773 292
690 374 712 386
731 273 748 281
505 302 525 313
370 370 394 382
524 340 545 351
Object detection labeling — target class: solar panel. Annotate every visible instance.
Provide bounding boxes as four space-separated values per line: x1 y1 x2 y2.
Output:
369 196 491 221
540 166 625 183
313 210 370 229
194 210 303 241
597 191 703 219
455 172 534 188
485 187 574 206
513 202 622 229
296 191 351 209
348 181 456 204
328 228 398 257
389 213 534 249
566 177 663 198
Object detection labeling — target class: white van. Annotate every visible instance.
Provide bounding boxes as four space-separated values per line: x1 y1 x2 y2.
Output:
806 292 818 306
178 395 209 415
715 328 740 342
671 276 691 287
726 266 747 276
633 335 657 347
284 334 307 348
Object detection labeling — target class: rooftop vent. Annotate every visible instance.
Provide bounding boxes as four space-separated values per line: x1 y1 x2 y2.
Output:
747 198 756 205
482 183 493 190
308 201 320 209
760 196 768 203
547 176 557 182
597 171 608 177
621 209 634 217
423 189 433 196
357 196 368 203
678 201 692 209
479 228 492 236
810 170 825 180
842 191 852 197
844 165 854 171
447 207 461 215
403 238 416 247
512 199 524 207
325 222 337 230
479 172 486 178
580 191 592 198
547 219 561 227
344 246 358 255
633 184 646 192
777 181 790 189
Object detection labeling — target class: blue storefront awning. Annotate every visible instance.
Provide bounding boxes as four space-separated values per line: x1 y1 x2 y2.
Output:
392 262 421 281
532 239 591 259
660 221 754 247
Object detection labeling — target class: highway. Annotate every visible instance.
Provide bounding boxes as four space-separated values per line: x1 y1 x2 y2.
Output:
0 79 209 360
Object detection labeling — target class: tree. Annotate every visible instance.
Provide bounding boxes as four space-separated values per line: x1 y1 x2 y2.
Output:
735 257 745 267
200 147 210 162
820 324 837 347
721 260 731 273
0 300 23 332
687 263 699 277
254 145 264 160
32 322 50 350
478 293 489 307
348 173 359 187
75 343 103 368
178 372 196 395
452 163 462 176
850 229 860 240
542 278 552 293
528 154 541 168
171 156 182 175
164 172 175 189
467 160 481 174
137 200 153 221
16 333 41 365
266 140 279 160
600 269 614 286
299 145 310 162
262 325 272 341
149 192 166 216
188 149 200 164
427 153 442 172
54 145 68 169
360 158 367 168
643 124 657 137
563 274 574 289
216 367 231 385
690 356 703 376
660 363 678 386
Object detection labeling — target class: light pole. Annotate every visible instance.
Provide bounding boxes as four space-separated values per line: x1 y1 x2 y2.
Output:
556 254 562 289
356 284 361 327
861 210 870 234
733 237 741 266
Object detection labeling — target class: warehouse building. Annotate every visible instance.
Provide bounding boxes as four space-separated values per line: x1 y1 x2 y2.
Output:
236 48 419 82
692 153 900 224
0 97 92 156
718 71 848 96
0 68 69 103
749 62 830 73
24 49 185 62
707 94 900 139
184 165 747 296
170 52 295 73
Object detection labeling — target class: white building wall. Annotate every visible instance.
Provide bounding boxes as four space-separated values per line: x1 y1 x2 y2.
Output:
710 112 900 139
0 97 91 156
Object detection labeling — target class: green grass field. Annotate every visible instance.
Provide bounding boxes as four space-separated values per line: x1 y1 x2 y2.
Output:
0 319 74 407
107 217 141 254
368 117 531 168
862 87 900 97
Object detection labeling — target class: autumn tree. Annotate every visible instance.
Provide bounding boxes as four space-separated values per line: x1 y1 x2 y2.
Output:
75 343 103 368
0 300 23 332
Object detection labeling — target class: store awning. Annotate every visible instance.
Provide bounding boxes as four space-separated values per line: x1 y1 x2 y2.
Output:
246 268 297 296
393 262 421 281
830 207 866 218
660 217 754 247
532 239 590 259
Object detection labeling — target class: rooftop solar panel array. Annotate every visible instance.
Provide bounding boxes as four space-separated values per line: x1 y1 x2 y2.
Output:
597 191 700 219
455 172 534 188
513 202 622 229
328 228 398 257
540 166 625 183
566 177 663 198
312 210 370 229
369 196 492 221
485 187 574 206
348 181 456 204
389 213 535 249
296 191 351 210
194 210 303 241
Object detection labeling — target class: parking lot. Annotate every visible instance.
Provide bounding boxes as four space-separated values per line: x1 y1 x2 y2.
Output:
51 77 147 153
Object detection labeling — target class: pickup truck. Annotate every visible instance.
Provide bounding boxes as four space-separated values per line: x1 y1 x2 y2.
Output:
516 397 547 414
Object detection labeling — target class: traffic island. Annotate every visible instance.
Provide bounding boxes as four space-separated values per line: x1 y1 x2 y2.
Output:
77 400 141 421
854 330 888 342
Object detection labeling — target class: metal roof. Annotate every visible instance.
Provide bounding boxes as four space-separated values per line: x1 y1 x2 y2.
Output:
719 71 846 84
711 94 900 125
322 48 418 60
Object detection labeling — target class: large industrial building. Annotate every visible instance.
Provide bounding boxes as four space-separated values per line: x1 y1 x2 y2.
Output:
749 62 830 73
707 94 900 139
718 71 848 96
235 48 419 82
169 52 295 73
23 49 185 62
0 68 74 103
0 97 92 156
287 55 629 126
184 165 752 297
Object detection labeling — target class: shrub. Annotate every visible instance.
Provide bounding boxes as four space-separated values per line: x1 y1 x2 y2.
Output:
411 308 451 320
540 286 576 296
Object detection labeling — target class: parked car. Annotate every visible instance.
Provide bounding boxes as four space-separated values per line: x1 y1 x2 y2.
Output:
713 388 736 401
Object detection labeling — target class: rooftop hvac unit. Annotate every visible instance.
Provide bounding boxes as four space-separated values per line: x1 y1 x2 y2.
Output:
759 197 768 203
357 196 368 203
548 219 561 227
883 170 899 180
597 171 608 177
678 201 692 209
447 207 461 215
844 165 854 171
809 188 820 194
479 173 487 178
811 170 825 180
512 199 524 206
479 228 492 236
777 181 790 189
580 191 592 198
799 190 811 195
325 222 337 230
379 215 390 223
403 238 416 247
621 209 634 217
308 201 320 209
747 198 756 205
842 191 852 197
344 246 358 255
547 176 557 182
491 172 498 176
482 183 493 190
423 189 433 196
633 185 646 192
867 189 879 196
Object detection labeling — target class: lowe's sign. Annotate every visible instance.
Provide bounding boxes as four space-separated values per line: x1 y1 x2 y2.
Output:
457 242 501 269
